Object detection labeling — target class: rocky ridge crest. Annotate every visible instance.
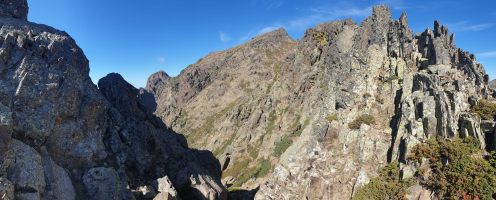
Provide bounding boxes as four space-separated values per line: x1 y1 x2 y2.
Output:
146 5 493 199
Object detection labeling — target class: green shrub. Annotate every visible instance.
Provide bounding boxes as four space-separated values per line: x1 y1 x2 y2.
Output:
471 100 496 120
348 114 375 129
353 162 413 200
409 137 496 199
273 135 292 157
326 114 338 123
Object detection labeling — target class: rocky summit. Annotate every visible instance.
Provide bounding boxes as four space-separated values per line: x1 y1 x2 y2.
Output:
0 1 495 200
144 5 495 200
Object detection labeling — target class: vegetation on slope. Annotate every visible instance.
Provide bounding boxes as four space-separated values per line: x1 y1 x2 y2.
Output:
224 157 272 190
353 162 413 200
273 135 293 158
409 137 496 200
471 100 496 120
348 114 375 129
355 137 496 200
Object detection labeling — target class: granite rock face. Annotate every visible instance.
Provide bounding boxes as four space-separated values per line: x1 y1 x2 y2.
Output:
0 1 226 199
147 5 492 200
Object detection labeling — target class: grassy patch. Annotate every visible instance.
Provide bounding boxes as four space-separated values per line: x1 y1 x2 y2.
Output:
265 110 277 135
189 100 238 143
239 79 253 93
229 158 272 188
213 134 235 156
326 114 338 123
471 100 496 120
273 135 293 158
409 137 496 199
223 158 251 179
353 162 413 200
348 114 375 130
289 115 310 137
255 158 271 178
247 144 259 159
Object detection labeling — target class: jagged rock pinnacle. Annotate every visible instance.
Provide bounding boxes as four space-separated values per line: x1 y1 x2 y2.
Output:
372 5 392 22
0 0 28 20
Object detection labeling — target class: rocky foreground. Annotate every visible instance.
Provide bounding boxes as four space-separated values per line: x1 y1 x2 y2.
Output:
0 1 226 199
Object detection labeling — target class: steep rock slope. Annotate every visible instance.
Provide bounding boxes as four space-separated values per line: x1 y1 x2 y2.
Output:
256 7 491 200
147 5 492 199
146 29 299 190
0 1 226 199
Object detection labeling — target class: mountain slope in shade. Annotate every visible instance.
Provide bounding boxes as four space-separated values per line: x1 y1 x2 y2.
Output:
0 1 226 199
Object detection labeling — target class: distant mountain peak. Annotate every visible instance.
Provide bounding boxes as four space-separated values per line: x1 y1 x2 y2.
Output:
145 70 170 94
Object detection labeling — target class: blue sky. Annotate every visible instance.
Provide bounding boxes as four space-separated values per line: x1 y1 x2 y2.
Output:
27 0 496 87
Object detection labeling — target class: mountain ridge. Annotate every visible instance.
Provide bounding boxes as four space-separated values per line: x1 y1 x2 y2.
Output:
144 5 494 199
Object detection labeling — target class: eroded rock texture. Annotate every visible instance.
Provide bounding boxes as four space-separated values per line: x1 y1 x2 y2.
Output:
0 1 226 199
146 5 492 200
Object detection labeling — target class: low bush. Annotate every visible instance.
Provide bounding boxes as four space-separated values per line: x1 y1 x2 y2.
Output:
409 137 496 199
353 162 413 200
348 114 375 129
471 100 496 120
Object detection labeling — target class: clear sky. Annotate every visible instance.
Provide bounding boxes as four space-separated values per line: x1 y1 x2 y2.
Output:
27 0 496 87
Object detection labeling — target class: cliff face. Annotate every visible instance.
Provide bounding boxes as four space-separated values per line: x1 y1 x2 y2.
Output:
147 5 492 200
0 1 226 200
